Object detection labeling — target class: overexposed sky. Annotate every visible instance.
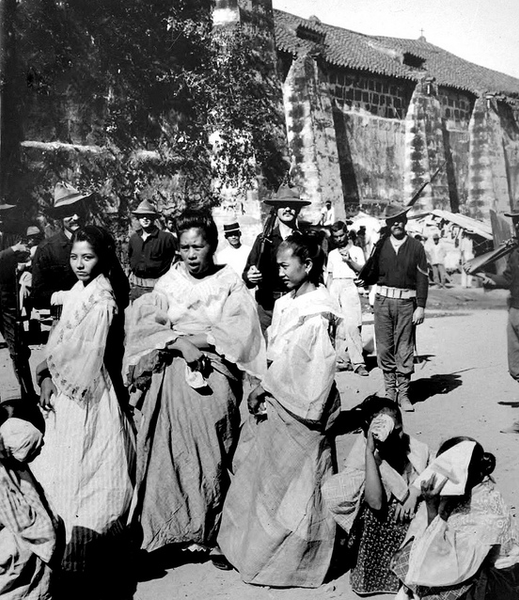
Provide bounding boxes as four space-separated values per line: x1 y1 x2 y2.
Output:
273 0 519 79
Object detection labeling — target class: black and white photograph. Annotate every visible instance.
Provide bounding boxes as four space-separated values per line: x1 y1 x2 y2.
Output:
0 0 518 598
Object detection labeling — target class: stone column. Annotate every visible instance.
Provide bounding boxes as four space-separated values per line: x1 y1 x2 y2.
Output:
467 94 510 220
283 53 345 224
403 78 449 212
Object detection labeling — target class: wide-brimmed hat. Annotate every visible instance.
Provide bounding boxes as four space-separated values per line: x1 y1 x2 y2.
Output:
264 185 311 207
383 203 411 221
52 182 92 212
26 225 41 237
504 209 519 218
223 222 241 235
132 199 159 217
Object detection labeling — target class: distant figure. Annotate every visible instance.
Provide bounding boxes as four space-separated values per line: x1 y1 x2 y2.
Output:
319 200 335 227
243 186 310 332
0 203 35 400
216 222 252 277
128 199 177 301
427 233 447 287
18 225 44 336
460 232 474 288
327 221 368 375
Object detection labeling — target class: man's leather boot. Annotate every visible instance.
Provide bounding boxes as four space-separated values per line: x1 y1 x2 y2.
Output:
396 373 414 412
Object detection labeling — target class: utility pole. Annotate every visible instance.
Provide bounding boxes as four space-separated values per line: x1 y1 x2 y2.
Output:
0 0 19 203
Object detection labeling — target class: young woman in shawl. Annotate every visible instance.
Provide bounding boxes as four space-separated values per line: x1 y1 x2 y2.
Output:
31 225 135 599
123 210 266 563
392 436 519 600
217 232 342 588
321 395 431 595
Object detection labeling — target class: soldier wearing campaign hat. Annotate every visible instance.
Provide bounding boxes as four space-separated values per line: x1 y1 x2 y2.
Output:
243 185 311 331
128 199 177 301
371 202 429 412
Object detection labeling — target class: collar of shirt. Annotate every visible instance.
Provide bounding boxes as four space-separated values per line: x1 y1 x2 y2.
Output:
278 221 299 240
139 226 159 242
390 234 408 254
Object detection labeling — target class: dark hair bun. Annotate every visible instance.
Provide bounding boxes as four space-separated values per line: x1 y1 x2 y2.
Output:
480 452 496 477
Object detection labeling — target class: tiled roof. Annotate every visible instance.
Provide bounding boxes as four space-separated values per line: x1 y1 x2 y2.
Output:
274 10 519 97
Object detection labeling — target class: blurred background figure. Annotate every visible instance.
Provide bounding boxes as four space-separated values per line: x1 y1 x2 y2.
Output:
128 199 177 301
216 222 251 277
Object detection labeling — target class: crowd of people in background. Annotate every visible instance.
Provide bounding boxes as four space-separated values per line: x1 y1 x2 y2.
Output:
0 181 519 600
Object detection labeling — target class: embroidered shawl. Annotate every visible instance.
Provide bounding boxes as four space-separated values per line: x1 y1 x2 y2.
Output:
46 274 116 405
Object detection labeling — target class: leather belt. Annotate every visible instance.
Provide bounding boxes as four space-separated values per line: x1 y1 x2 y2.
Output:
377 286 416 299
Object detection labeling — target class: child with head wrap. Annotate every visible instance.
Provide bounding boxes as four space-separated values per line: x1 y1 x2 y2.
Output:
0 415 61 599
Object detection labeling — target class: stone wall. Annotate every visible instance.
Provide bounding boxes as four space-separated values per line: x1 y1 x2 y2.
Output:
279 51 519 221
328 68 414 120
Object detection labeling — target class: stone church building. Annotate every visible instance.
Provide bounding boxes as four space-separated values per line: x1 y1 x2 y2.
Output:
216 1 519 224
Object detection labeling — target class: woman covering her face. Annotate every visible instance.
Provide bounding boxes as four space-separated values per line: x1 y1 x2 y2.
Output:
392 436 519 600
322 395 431 595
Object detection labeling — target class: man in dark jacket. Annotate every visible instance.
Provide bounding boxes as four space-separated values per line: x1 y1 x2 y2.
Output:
128 199 177 301
371 204 429 412
243 186 310 332
0 203 34 399
32 182 129 317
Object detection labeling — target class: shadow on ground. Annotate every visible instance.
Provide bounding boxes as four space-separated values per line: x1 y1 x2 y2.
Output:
411 373 463 405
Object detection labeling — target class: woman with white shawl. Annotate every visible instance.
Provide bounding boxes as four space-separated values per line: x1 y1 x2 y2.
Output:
217 233 342 587
31 226 135 598
123 210 266 563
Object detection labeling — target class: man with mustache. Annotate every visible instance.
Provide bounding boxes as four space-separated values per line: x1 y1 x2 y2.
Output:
371 204 429 412
243 186 310 332
32 183 129 320
32 183 92 319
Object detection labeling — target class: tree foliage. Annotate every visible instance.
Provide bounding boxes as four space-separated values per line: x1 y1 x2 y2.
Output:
10 0 288 227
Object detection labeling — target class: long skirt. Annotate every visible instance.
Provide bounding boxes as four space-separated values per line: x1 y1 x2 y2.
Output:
130 354 242 552
217 399 336 588
350 501 408 595
31 370 135 573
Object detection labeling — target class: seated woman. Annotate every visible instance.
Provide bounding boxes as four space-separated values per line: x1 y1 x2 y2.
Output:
123 209 266 560
217 233 342 588
322 396 430 595
392 436 519 600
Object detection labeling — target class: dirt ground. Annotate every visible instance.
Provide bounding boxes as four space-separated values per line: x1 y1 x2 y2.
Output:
2 284 518 600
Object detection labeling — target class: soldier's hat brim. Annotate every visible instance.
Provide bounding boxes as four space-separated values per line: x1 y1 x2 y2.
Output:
264 185 311 206
132 199 160 217
504 210 519 218
383 203 411 221
50 182 93 215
